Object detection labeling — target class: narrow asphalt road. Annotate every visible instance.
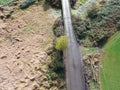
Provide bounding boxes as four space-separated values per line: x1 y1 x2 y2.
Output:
61 0 86 90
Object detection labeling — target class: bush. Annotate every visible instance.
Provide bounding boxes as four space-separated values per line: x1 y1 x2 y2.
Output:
20 0 35 9
85 0 120 46
53 17 63 37
55 36 68 50
47 49 65 80
53 0 120 47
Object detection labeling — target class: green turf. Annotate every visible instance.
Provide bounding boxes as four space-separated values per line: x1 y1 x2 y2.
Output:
0 0 12 5
100 31 120 90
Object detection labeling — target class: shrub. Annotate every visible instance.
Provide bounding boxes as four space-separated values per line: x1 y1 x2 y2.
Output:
20 0 35 9
55 36 68 50
47 49 65 80
85 0 120 46
53 17 63 37
53 0 120 47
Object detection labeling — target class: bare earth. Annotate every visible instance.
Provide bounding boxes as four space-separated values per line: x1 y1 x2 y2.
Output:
0 5 57 90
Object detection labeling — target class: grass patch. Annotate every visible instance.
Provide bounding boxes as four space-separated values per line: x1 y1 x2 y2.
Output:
0 0 13 5
81 46 97 58
19 23 39 35
100 31 120 90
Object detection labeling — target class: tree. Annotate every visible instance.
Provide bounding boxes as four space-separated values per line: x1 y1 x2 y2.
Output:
55 36 68 50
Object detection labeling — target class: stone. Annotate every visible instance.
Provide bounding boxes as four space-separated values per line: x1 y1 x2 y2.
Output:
50 86 59 90
20 79 26 83
0 22 6 29
42 81 50 88
0 55 7 59
45 44 53 52
14 37 23 42
30 77 35 81
40 65 47 73
40 76 48 82
52 81 58 85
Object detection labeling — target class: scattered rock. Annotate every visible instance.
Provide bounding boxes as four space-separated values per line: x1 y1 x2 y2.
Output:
20 79 26 83
0 8 14 19
32 84 39 90
45 44 54 52
42 81 50 88
16 56 20 59
0 55 7 59
50 86 59 90
0 21 6 29
52 81 58 85
0 3 63 90
39 86 46 90
40 65 47 73
40 76 48 82
14 37 23 42
30 76 36 81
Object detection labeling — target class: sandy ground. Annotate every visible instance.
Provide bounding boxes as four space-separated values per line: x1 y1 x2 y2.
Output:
0 4 57 90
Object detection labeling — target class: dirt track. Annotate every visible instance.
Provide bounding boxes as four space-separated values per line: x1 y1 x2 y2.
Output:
0 5 57 90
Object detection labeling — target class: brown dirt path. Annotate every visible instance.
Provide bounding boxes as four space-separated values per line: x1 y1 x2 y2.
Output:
0 5 57 90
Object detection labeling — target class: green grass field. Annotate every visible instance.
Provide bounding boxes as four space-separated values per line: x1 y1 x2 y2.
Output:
0 0 12 5
100 31 120 90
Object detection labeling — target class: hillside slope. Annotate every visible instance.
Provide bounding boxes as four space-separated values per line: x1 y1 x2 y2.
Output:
0 4 60 90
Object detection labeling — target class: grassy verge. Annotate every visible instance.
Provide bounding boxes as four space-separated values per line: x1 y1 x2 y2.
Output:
81 46 97 58
0 0 12 5
100 31 120 90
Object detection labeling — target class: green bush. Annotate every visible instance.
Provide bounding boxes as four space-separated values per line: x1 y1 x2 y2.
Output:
85 0 120 46
20 0 35 9
53 17 63 37
47 49 65 80
55 36 68 50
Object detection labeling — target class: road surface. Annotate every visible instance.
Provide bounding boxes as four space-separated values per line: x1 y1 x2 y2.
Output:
61 0 86 90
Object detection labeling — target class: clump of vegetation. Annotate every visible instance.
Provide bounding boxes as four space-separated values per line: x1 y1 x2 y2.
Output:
0 0 12 5
53 17 63 37
47 49 66 89
55 35 68 51
19 0 35 9
85 0 120 46
53 0 120 47
47 49 64 79
47 20 67 89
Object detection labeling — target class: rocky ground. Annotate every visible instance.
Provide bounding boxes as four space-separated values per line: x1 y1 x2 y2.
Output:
0 3 64 90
